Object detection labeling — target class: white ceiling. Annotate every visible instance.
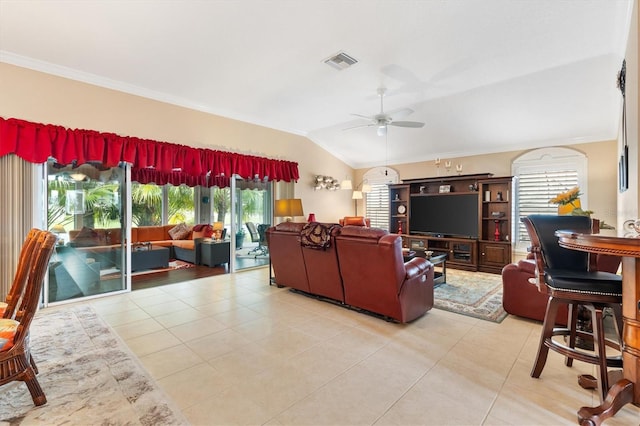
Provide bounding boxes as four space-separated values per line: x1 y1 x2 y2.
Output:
0 0 633 169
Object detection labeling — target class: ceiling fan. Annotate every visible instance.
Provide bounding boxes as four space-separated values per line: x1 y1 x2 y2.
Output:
347 87 425 136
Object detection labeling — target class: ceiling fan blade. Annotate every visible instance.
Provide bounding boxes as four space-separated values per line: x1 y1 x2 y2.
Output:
351 113 374 121
387 107 414 120
389 121 425 128
343 123 375 131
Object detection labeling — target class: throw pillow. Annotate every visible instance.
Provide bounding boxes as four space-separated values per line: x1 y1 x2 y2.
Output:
169 223 190 240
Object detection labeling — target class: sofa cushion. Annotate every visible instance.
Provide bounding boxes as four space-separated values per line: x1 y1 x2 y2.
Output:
0 318 19 351
168 223 190 240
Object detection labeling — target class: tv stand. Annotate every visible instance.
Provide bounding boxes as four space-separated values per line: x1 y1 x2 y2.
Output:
389 173 513 274
405 234 478 271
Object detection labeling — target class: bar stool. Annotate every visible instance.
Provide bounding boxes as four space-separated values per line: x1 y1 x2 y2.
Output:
522 215 623 402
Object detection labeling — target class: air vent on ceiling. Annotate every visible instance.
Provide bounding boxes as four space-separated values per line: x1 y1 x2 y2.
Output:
324 51 358 70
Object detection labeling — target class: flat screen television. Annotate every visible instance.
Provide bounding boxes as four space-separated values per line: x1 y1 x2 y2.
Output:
409 194 478 238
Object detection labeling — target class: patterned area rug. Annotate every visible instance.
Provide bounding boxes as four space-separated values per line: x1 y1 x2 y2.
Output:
434 269 507 323
0 306 187 425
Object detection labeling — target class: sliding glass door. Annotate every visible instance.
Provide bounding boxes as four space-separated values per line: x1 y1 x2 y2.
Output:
234 177 272 271
46 161 126 303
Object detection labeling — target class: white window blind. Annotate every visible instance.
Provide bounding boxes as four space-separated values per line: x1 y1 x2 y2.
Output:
512 147 587 251
363 167 399 230
516 170 579 243
365 183 390 229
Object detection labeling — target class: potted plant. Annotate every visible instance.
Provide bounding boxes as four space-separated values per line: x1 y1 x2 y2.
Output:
235 228 246 249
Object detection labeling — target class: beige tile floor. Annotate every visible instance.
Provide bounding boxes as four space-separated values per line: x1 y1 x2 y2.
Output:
84 268 640 425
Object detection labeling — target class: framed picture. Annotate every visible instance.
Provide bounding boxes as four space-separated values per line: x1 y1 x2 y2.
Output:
619 145 628 193
438 185 451 193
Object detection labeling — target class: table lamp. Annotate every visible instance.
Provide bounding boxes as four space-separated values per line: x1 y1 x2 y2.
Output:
274 198 304 222
212 221 224 240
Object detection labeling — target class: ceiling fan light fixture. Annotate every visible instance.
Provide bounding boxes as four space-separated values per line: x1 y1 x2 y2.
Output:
377 125 387 137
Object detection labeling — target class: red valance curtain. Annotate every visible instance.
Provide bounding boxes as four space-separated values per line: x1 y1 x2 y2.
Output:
0 117 299 187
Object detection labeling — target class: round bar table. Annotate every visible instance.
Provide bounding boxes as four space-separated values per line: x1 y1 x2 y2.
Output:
555 229 640 425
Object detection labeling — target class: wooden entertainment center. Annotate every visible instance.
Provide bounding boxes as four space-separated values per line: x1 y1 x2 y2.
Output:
389 173 513 273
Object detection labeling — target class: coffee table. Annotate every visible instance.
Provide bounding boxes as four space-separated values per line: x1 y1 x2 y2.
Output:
114 245 169 272
427 253 447 285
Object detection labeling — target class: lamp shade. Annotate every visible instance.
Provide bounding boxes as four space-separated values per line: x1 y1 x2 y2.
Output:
352 190 363 200
212 221 224 230
51 224 66 233
274 198 304 221
341 179 353 190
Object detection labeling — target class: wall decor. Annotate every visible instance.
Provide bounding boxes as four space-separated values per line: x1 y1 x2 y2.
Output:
617 59 628 193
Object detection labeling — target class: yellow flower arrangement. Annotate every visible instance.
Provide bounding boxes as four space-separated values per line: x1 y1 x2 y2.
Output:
550 186 594 217
549 187 581 206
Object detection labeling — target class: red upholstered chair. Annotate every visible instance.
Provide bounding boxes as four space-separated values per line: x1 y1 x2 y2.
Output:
266 222 310 292
300 223 344 302
335 226 434 323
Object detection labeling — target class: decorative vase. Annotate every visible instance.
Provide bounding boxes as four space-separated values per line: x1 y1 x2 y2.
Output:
558 198 581 215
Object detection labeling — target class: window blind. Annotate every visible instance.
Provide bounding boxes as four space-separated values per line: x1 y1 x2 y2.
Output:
516 169 579 243
365 183 390 230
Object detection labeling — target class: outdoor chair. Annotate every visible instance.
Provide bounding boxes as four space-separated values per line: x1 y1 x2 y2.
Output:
246 222 260 243
0 230 57 406
250 224 270 257
523 215 623 402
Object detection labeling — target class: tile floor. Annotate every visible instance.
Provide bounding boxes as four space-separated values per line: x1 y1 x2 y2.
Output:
82 268 639 425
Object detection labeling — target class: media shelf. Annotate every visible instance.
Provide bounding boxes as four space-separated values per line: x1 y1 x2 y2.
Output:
389 173 513 274
403 235 478 272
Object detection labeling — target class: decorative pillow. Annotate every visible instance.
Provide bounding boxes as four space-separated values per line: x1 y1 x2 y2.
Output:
168 223 190 240
0 318 19 352
72 226 99 247
192 224 214 239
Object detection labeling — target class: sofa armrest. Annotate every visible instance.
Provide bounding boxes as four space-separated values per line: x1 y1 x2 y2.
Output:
516 259 536 275
404 257 432 279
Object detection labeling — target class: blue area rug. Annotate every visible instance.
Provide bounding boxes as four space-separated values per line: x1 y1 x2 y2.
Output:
433 269 507 323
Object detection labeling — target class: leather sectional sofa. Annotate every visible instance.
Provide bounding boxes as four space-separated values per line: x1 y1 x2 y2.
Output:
266 222 435 323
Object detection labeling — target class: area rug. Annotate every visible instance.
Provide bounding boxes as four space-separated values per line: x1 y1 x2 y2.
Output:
0 305 187 425
433 269 507 323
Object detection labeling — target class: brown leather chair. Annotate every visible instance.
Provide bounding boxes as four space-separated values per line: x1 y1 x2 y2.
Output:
502 257 569 325
300 223 344 302
266 222 310 292
335 226 434 323
502 249 621 325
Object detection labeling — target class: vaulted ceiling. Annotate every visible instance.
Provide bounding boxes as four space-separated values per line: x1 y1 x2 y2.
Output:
0 0 632 168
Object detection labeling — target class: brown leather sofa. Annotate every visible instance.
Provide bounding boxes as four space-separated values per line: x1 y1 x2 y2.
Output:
335 226 434 323
502 253 621 324
267 223 434 323
266 222 310 293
